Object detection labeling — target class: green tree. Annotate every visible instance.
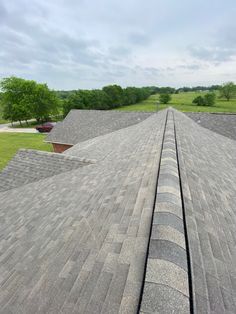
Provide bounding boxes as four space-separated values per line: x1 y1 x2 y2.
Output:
89 90 110 110
63 86 153 114
192 96 206 106
31 83 59 122
204 93 216 106
0 77 34 124
159 93 171 104
123 87 138 105
63 91 87 116
219 82 236 101
0 77 59 123
157 87 175 94
102 85 123 108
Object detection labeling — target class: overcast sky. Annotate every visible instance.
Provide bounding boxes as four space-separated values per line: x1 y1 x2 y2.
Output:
0 0 236 90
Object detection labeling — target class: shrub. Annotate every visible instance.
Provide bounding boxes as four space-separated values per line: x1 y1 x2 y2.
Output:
192 96 206 106
204 93 216 106
159 93 171 104
192 93 216 106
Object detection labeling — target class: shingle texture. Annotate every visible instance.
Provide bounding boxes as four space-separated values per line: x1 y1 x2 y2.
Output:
0 111 166 314
175 110 236 313
186 112 236 140
46 109 153 145
0 149 93 192
140 110 190 314
1 108 236 314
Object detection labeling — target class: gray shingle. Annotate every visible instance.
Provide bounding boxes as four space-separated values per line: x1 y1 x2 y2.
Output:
148 239 188 271
0 149 93 192
152 212 184 234
175 109 236 314
145 258 189 296
46 109 153 145
0 110 167 313
1 108 236 314
141 282 190 314
151 224 186 248
186 112 236 141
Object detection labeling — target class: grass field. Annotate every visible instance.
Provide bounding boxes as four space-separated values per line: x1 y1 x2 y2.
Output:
0 133 52 170
117 92 236 112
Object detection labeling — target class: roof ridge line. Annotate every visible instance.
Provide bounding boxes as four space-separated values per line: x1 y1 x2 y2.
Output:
139 109 192 313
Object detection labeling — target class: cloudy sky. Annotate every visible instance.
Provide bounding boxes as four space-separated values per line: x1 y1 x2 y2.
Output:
0 0 236 90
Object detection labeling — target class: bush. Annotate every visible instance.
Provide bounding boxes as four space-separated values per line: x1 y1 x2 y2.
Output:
192 93 216 106
159 93 171 104
192 96 206 106
204 93 216 106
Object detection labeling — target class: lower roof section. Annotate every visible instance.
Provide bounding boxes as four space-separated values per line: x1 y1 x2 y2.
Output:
186 112 236 141
0 149 93 192
46 109 153 145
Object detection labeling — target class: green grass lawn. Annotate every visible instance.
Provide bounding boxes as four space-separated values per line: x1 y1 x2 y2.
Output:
117 92 236 112
0 133 52 170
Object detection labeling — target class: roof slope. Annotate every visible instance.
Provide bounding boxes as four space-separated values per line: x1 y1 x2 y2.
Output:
0 111 167 314
175 110 236 313
186 112 236 140
46 109 153 145
0 149 93 192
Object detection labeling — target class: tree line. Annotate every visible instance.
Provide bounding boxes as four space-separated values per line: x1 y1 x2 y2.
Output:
176 85 221 93
63 85 155 115
0 77 156 123
0 76 236 124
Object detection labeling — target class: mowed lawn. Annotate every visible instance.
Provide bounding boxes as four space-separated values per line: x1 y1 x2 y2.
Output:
0 133 52 170
117 92 236 112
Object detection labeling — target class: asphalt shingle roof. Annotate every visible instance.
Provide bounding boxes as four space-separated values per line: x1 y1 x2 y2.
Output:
1 108 236 313
175 110 236 313
0 111 166 313
0 149 93 192
46 109 153 145
186 112 236 140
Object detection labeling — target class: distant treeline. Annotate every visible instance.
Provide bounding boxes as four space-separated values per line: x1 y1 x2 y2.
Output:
0 76 232 125
176 85 221 93
61 85 156 115
152 85 221 94
57 84 223 115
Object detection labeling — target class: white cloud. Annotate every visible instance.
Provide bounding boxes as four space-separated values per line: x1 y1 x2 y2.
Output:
0 0 235 89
